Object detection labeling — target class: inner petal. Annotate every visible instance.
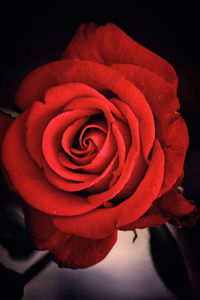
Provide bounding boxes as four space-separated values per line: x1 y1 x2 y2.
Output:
87 98 140 205
42 109 98 181
63 97 118 174
59 117 98 168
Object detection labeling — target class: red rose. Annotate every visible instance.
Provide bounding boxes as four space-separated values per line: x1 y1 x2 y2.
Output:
1 23 197 268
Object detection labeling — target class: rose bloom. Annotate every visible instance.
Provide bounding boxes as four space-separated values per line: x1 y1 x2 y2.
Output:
0 23 198 268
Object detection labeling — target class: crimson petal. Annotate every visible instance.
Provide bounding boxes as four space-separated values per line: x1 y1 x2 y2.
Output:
14 59 155 161
111 63 179 115
0 113 13 149
52 140 164 238
42 110 98 181
2 112 105 215
43 154 118 193
112 63 189 195
119 203 169 230
158 189 196 218
61 23 178 87
116 138 165 227
157 114 189 194
24 204 117 269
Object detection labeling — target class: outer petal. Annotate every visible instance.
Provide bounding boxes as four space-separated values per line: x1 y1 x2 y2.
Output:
157 113 189 194
24 204 117 269
52 139 164 238
15 59 155 160
121 188 197 231
116 139 165 227
25 82 102 166
0 112 14 189
119 203 169 230
0 113 13 149
61 23 178 87
111 63 179 115
158 188 196 218
52 205 121 239
1 112 106 215
112 63 189 194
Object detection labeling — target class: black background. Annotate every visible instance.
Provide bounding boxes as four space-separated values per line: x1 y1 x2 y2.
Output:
0 1 200 299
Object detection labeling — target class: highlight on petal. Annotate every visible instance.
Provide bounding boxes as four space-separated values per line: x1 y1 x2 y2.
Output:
61 22 178 87
24 204 117 269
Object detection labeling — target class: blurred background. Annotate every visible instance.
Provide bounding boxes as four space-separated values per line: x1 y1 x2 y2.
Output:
0 2 200 299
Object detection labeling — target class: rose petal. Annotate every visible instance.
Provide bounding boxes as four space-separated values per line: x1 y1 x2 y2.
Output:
43 153 118 192
111 63 179 115
14 60 119 110
115 149 147 200
23 203 70 249
63 96 118 173
14 59 154 160
52 205 121 238
15 59 155 160
25 101 61 167
52 139 164 238
112 78 155 161
111 63 189 195
0 113 15 190
60 117 97 167
158 188 196 218
87 98 140 205
80 127 106 151
42 110 98 181
25 82 106 167
157 113 189 194
2 112 106 215
24 204 117 268
0 113 13 148
119 203 169 230
61 23 178 87
116 138 165 227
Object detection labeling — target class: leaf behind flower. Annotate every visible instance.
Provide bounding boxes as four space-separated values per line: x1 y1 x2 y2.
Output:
0 208 34 259
149 224 192 300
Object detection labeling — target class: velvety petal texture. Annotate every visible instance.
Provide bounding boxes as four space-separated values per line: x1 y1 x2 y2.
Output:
24 204 117 269
61 23 178 87
1 22 197 269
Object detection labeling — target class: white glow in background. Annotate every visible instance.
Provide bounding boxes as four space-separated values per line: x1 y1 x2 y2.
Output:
20 230 177 299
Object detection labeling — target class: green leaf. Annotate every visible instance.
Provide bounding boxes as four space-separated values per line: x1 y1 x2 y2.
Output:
0 209 34 259
149 224 191 300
